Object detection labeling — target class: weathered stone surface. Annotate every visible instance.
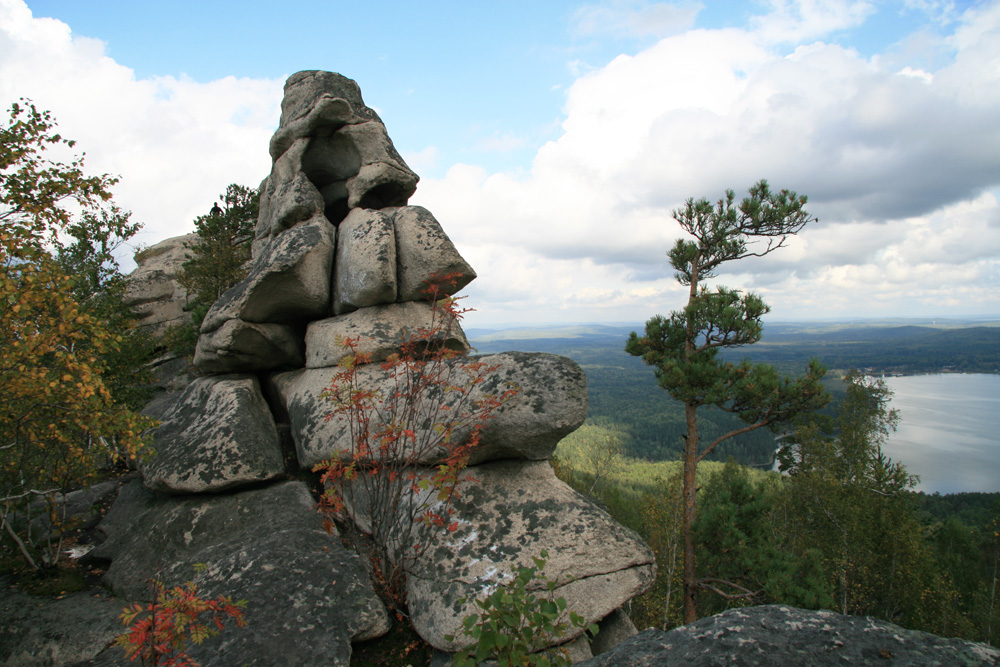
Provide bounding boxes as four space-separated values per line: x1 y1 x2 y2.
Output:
562 636 596 664
590 608 638 656
333 208 397 314
577 605 1000 666
141 374 285 494
269 71 378 161
257 71 416 242
256 138 325 243
470 352 588 465
339 121 418 209
201 215 336 335
0 575 123 667
273 351 586 468
124 233 196 335
305 301 470 368
384 460 655 652
394 206 476 301
193 318 304 373
88 479 390 667
140 353 197 424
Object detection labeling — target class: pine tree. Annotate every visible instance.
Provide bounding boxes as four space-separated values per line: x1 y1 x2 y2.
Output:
626 179 829 622
166 183 259 355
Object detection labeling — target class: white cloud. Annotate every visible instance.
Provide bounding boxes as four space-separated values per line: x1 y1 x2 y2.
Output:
415 1 1000 324
749 0 876 44
402 145 439 175
0 0 281 267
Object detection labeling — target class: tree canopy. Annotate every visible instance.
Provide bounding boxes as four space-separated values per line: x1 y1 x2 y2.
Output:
0 99 154 570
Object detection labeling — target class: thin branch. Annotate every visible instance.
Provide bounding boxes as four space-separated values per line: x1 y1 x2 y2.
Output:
697 577 762 601
696 420 768 463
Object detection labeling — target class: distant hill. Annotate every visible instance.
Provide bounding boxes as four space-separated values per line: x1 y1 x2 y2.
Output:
468 319 1000 465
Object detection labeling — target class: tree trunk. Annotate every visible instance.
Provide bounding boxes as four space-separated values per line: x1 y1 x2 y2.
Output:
682 402 700 624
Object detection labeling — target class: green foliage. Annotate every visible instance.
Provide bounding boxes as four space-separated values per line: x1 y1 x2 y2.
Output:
53 203 158 410
0 98 117 248
778 372 954 628
448 550 597 667
167 183 258 356
695 459 832 614
180 183 257 306
1 100 155 571
555 420 1000 644
626 179 828 622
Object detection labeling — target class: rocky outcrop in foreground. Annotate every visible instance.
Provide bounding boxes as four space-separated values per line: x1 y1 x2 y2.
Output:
578 605 1000 667
39 70 654 666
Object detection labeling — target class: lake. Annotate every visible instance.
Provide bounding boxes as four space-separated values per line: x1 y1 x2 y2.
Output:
882 374 1000 494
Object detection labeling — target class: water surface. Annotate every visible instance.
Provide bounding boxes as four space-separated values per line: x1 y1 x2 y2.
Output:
882 374 1000 494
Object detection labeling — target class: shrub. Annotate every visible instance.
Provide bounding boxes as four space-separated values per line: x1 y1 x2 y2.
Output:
448 550 597 667
314 275 517 607
114 568 246 667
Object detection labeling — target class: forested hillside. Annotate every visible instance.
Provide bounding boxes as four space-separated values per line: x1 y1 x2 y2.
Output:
553 430 1000 645
469 320 999 465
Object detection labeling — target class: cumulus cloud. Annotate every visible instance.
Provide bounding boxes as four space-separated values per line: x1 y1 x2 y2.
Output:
414 1 1000 324
0 0 281 266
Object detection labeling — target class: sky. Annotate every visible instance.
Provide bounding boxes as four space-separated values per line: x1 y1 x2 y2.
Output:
2 0 999 328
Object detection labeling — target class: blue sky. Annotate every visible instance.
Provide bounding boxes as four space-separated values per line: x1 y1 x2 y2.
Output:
3 0 999 326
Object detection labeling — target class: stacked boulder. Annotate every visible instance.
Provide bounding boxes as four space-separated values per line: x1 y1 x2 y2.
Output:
122 233 197 337
92 70 654 666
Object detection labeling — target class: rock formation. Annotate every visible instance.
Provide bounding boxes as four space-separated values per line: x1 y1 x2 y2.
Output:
577 605 1000 666
122 233 196 337
76 70 655 666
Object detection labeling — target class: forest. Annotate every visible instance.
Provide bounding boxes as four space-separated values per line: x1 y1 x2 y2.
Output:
552 425 1000 645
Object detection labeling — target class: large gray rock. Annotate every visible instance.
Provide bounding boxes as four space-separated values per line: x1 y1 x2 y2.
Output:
141 374 285 494
269 71 380 162
590 607 639 657
193 318 304 373
305 300 470 369
0 575 124 667
272 351 587 469
351 459 656 652
124 233 196 336
24 479 120 542
339 121 419 210
257 70 417 247
333 207 397 314
256 138 325 241
577 605 1000 666
393 206 476 301
201 215 336 334
88 479 390 667
470 351 588 465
